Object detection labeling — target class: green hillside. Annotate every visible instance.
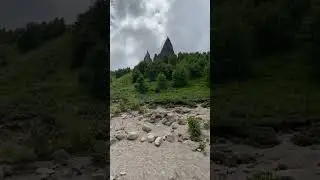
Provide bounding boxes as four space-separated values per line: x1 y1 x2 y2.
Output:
0 0 108 164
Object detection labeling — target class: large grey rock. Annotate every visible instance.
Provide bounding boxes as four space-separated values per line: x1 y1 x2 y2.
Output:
115 131 127 140
52 149 70 165
142 124 152 132
127 131 139 140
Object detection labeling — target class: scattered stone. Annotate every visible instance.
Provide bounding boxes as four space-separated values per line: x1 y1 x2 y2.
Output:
142 124 152 132
166 133 175 142
115 132 127 140
120 171 127 176
184 140 198 151
92 170 106 180
177 118 187 125
147 134 155 143
274 162 288 171
197 148 202 152
155 137 163 146
127 131 139 140
171 123 179 129
162 119 168 125
140 137 146 142
168 176 175 180
36 168 55 175
177 134 184 142
110 137 117 145
52 149 70 165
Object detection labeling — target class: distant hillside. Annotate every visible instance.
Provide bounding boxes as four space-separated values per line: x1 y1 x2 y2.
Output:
0 0 108 164
111 37 210 114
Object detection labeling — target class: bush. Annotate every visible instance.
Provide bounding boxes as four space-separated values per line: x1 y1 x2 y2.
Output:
134 74 148 94
156 73 168 91
187 116 202 141
172 65 189 87
132 69 142 83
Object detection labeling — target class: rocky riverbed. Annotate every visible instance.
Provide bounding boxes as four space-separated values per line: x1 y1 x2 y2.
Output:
110 104 210 180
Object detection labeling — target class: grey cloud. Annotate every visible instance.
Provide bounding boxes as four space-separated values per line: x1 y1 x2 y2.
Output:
111 0 210 70
0 0 91 29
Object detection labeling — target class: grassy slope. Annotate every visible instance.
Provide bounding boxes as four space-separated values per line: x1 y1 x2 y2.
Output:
111 72 210 114
214 47 320 140
0 32 107 162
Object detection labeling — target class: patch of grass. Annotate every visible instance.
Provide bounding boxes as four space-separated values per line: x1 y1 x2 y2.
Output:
111 73 209 113
187 116 202 141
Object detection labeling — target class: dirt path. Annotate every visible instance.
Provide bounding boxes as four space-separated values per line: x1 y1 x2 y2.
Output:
110 105 210 180
212 134 320 180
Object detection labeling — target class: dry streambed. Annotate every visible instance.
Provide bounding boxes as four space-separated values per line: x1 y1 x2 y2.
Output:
110 105 210 180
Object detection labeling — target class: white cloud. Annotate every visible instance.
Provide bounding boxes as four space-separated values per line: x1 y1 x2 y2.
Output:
110 0 210 70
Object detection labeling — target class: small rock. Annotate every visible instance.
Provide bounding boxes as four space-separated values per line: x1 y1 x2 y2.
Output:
154 137 163 146
115 132 127 140
147 134 155 143
171 123 179 129
71 167 82 176
92 170 106 180
162 119 168 125
177 119 187 125
142 125 152 132
184 140 198 151
110 137 117 144
197 148 202 152
274 162 288 171
52 149 70 165
120 171 127 176
168 176 175 180
127 131 139 140
140 137 146 142
36 168 55 175
166 133 175 142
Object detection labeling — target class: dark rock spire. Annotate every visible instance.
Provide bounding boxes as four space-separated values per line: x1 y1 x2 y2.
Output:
158 37 175 60
143 50 152 62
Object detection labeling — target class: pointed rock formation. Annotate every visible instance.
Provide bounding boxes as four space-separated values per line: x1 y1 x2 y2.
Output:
158 37 175 61
144 50 152 62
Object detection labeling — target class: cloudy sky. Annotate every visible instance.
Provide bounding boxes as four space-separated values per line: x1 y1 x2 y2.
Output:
110 0 210 70
0 0 93 29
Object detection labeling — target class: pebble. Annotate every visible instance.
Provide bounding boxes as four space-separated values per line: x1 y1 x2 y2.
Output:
120 171 127 176
154 137 163 146
147 134 155 143
140 137 146 142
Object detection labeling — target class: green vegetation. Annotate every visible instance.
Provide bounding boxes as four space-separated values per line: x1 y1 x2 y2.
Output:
187 116 202 141
213 0 320 146
0 0 108 163
111 50 210 113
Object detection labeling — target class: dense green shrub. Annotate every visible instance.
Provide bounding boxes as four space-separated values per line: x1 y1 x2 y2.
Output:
134 74 148 94
172 65 189 87
132 69 142 83
156 73 168 91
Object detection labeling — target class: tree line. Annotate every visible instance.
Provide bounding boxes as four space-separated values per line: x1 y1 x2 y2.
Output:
131 52 210 94
213 0 311 83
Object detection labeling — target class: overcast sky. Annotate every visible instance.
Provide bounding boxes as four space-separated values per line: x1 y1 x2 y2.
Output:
0 0 92 29
110 0 210 70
